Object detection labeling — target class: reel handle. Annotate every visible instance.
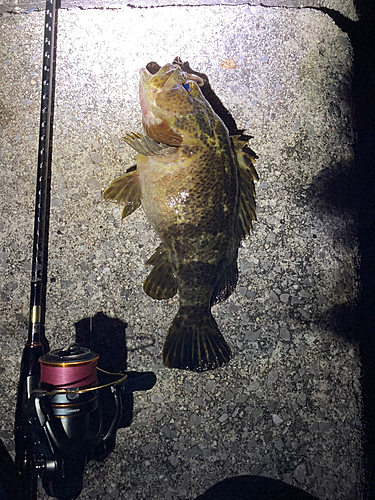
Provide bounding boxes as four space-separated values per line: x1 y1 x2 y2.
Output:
121 371 157 394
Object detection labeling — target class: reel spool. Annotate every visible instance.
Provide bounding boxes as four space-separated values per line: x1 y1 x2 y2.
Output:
39 346 99 390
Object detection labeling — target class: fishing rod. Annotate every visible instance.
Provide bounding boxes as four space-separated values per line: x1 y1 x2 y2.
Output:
13 2 156 499
14 0 58 497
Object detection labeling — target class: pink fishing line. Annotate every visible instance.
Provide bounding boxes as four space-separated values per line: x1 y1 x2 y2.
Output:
40 356 98 389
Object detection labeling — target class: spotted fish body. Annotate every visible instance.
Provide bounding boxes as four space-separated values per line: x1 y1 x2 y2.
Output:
104 60 258 371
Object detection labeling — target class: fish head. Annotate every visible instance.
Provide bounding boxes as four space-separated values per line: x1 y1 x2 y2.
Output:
139 62 215 147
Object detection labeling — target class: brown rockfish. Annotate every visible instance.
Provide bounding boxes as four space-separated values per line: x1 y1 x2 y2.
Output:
104 60 258 371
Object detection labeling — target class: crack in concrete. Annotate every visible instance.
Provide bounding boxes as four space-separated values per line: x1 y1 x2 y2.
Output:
0 0 353 16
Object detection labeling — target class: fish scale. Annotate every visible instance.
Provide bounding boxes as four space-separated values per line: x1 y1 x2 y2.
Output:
104 59 258 371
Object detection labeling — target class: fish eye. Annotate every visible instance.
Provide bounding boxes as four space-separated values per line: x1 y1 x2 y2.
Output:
183 82 192 92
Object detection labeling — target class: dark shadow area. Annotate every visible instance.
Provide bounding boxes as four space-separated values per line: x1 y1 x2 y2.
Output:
306 162 356 216
75 311 128 373
75 311 156 432
176 58 242 137
75 311 133 429
312 3 375 498
0 438 21 500
303 162 358 342
195 475 319 500
318 302 358 341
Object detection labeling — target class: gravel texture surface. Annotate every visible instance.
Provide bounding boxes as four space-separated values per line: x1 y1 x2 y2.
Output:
0 3 364 500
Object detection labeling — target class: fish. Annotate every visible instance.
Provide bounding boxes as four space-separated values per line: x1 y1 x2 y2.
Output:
104 58 258 371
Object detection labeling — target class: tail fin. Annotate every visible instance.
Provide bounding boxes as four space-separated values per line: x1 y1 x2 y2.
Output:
162 307 231 371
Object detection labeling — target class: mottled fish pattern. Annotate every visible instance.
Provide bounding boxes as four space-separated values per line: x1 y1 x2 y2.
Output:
104 59 258 371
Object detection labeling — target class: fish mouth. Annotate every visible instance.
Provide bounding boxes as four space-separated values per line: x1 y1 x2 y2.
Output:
139 63 180 93
139 63 183 147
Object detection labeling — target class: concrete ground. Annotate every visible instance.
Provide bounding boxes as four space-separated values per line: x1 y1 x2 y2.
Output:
0 0 370 499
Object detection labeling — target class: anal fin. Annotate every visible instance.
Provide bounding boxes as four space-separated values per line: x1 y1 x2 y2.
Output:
211 257 238 305
143 244 178 300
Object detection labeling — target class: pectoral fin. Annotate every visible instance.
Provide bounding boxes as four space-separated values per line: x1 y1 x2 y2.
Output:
233 137 259 239
143 244 178 300
124 131 177 156
103 169 141 218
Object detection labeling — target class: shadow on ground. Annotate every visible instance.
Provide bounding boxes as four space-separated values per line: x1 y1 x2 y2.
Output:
195 475 319 500
313 2 375 498
75 311 134 429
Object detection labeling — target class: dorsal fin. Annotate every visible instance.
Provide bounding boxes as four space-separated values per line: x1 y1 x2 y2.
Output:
232 137 258 239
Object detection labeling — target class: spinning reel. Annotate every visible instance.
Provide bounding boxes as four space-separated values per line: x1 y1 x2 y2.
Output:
15 345 155 500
